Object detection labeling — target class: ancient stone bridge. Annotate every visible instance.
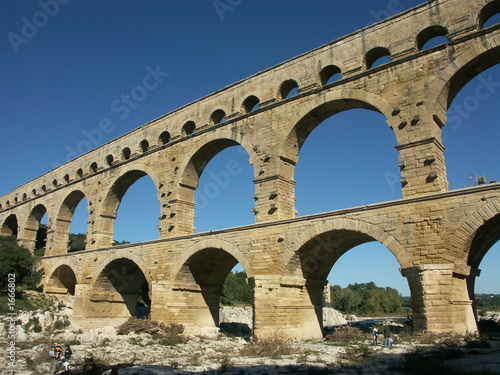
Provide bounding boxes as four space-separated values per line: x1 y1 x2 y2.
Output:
1 0 499 340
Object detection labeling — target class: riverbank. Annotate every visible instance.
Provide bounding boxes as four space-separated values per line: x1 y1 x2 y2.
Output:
2 316 500 374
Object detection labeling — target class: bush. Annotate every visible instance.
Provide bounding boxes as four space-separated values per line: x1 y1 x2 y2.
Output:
240 333 293 358
0 236 41 290
325 325 367 344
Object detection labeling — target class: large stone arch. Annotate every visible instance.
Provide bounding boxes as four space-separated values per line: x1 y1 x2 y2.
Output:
87 255 152 325
450 199 500 267
44 263 78 296
177 130 256 188
174 238 254 279
275 218 410 339
170 130 257 234
168 238 252 330
46 189 88 256
432 39 500 115
89 252 153 286
0 213 18 236
284 217 411 280
94 164 161 248
279 88 396 174
19 203 49 252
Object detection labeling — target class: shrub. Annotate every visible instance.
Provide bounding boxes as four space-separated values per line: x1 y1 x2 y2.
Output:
240 333 293 358
325 325 366 344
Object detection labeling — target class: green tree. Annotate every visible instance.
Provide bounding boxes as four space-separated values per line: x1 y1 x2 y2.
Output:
69 233 86 252
221 271 252 306
0 236 41 290
329 282 405 316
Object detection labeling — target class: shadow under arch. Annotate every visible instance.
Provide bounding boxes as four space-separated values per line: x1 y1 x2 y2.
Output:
22 203 48 252
171 239 253 331
0 214 18 236
90 257 151 323
283 218 410 335
45 264 77 295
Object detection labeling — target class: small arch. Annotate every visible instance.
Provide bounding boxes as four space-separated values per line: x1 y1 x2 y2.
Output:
106 154 114 166
41 185 47 192
1 214 18 236
64 174 70 183
46 265 77 295
32 189 37 196
280 79 299 99
14 197 18 204
242 95 260 113
364 47 391 69
416 25 449 51
319 65 342 86
22 193 27 201
76 168 83 178
140 140 149 152
211 109 226 125
122 147 131 160
182 121 196 135
25 204 48 252
478 0 500 29
52 179 58 187
89 162 98 173
92 258 151 320
159 131 171 145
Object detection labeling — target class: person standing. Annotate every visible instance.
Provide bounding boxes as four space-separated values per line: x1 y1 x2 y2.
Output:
372 326 379 345
383 323 392 348
62 344 73 370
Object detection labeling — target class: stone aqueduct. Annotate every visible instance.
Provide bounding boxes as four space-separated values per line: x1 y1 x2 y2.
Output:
1 0 500 340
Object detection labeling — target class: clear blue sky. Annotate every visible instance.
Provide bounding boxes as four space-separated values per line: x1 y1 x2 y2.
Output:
1 1 499 296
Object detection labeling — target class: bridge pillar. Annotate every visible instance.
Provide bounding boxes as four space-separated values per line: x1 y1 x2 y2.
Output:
151 282 222 335
253 175 296 222
71 284 91 329
396 136 448 197
86 210 115 249
17 229 37 253
251 275 324 341
401 264 477 334
159 199 195 236
45 218 71 255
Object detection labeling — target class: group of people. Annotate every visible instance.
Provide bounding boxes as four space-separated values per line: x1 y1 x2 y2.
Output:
49 343 73 372
371 322 393 348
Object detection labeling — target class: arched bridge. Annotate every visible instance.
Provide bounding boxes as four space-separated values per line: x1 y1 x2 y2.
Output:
1 0 499 340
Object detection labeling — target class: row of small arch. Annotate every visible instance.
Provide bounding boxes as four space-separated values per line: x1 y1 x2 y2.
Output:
1 5 499 210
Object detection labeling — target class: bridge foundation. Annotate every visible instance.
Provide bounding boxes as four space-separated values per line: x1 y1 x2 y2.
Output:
401 265 477 334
